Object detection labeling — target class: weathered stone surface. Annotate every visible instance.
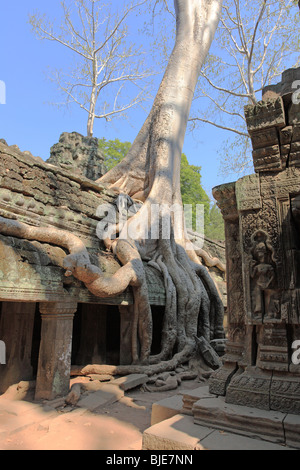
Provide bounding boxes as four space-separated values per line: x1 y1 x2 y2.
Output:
262 67 300 103
284 413 300 448
199 428 290 451
245 97 286 135
0 140 115 251
270 374 300 414
252 145 282 172
236 174 262 212
179 385 217 415
109 374 148 391
151 395 183 425
246 68 300 174
210 68 300 418
143 395 299 450
250 127 279 150
142 414 206 450
193 396 286 443
47 132 106 181
76 384 124 411
35 302 77 401
0 141 168 306
225 368 273 411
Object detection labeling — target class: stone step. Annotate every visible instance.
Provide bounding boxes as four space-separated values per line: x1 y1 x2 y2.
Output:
192 395 300 448
150 386 217 425
143 414 208 450
151 394 183 425
142 414 293 451
178 385 217 415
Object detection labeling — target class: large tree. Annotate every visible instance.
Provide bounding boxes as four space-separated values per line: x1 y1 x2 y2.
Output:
1 0 224 374
87 0 225 367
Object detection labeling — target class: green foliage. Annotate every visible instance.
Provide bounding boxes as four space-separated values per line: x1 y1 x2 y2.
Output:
180 153 211 232
205 204 225 241
98 138 131 172
99 137 225 240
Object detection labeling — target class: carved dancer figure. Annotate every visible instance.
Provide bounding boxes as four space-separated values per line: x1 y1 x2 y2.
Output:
250 230 277 321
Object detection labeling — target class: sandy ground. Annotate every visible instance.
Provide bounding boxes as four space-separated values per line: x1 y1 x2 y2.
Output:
0 376 203 451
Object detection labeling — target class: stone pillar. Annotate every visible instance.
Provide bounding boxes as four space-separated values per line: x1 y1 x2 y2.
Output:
209 183 246 395
0 302 36 394
35 301 77 401
76 303 107 365
209 67 300 414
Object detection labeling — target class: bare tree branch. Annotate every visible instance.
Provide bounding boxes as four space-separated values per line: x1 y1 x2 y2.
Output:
189 117 249 136
191 0 300 176
29 0 154 136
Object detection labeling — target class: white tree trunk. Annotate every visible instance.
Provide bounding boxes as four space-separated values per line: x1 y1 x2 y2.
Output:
99 0 223 203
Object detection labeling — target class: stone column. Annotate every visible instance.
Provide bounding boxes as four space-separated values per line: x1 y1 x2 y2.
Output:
35 301 77 401
209 183 246 395
0 302 36 394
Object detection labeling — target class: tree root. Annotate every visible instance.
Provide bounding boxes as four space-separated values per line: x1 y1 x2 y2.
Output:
71 342 197 377
195 247 226 272
0 214 224 371
143 374 180 392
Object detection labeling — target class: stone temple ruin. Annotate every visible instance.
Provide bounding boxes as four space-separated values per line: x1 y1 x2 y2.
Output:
47 131 106 181
4 63 300 448
179 67 300 447
141 67 300 451
210 67 300 410
0 132 226 402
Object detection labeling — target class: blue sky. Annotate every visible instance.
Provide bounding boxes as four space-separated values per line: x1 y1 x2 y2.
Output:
0 0 244 199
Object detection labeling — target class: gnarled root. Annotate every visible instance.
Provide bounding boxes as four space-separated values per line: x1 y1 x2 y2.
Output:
0 216 153 365
70 341 197 377
195 247 226 272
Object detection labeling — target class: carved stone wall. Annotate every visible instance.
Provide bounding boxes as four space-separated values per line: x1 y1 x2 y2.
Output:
0 140 168 397
210 67 300 414
47 132 106 181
